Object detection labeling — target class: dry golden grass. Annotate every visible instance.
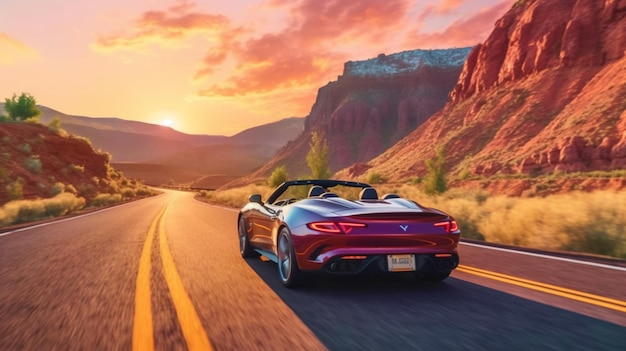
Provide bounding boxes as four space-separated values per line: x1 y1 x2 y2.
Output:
201 183 626 258
198 184 273 209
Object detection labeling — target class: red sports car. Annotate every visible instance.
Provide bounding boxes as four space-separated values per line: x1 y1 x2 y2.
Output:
238 179 460 287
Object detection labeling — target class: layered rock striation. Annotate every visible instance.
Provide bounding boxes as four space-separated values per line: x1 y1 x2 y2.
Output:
235 48 471 182
337 0 626 182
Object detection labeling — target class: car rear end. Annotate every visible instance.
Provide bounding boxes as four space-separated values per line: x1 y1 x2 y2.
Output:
291 205 460 278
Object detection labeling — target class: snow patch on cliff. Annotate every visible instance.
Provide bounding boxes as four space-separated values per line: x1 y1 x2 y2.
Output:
344 47 472 78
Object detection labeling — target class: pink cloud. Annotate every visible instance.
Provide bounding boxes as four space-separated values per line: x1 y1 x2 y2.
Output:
438 0 467 14
406 1 514 49
92 1 230 52
94 0 515 111
198 0 412 96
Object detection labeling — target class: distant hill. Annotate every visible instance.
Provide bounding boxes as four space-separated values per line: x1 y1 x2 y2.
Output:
5 105 305 187
335 0 626 195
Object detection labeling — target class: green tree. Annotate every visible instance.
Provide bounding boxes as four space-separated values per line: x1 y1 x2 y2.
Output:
306 131 331 179
269 165 288 187
4 93 41 122
423 146 447 195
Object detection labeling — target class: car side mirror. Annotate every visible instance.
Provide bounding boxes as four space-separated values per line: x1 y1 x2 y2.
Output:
249 194 263 205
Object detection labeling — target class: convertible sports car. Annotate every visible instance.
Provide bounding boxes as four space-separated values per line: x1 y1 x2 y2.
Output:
237 179 460 287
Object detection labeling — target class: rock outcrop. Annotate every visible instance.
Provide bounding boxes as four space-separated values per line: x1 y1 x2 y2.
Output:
336 0 626 183
233 48 471 183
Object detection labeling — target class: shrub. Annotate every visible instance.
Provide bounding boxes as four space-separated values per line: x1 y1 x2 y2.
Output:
24 155 42 173
135 187 158 197
423 147 447 195
65 184 78 194
269 165 288 187
306 131 331 179
0 193 85 225
3 92 41 122
121 187 136 199
20 144 32 154
42 193 85 217
47 117 68 137
0 165 10 182
89 193 122 207
50 182 65 196
366 171 387 184
69 164 85 173
76 183 97 199
6 180 24 200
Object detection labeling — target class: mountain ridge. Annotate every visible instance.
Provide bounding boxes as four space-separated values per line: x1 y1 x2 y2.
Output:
225 47 472 187
332 0 626 196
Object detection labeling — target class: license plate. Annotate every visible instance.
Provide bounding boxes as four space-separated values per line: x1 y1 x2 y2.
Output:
387 254 416 272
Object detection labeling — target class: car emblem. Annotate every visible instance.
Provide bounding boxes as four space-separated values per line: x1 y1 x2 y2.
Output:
400 225 409 232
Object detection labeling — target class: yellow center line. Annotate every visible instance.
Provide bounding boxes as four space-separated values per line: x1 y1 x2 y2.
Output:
132 206 164 351
457 264 626 313
158 205 214 351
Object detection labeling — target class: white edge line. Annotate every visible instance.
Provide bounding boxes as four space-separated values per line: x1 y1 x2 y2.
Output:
461 241 626 272
0 202 131 238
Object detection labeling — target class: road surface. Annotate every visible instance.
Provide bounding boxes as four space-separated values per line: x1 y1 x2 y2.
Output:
1 190 624 350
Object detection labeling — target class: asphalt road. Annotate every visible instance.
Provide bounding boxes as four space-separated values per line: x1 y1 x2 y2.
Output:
0 190 624 350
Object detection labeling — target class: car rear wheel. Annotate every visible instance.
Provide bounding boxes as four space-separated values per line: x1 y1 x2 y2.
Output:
238 217 259 258
277 228 302 288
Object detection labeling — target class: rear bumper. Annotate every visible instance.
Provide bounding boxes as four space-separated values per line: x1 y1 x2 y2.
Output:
299 252 459 275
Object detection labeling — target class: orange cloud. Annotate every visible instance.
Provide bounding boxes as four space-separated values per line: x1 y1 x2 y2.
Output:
94 0 514 113
438 0 467 14
92 0 230 52
406 0 514 49
197 0 412 97
0 33 39 64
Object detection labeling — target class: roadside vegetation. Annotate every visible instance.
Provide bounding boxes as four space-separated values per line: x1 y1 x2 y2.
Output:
0 92 159 228
198 183 626 259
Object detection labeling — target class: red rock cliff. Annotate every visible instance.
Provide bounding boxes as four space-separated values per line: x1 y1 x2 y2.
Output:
336 0 626 183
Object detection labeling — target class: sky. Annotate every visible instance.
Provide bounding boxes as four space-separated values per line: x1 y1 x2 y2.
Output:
0 0 515 136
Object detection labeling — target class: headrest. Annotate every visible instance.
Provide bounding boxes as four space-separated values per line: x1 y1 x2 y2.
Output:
359 187 379 200
308 185 325 197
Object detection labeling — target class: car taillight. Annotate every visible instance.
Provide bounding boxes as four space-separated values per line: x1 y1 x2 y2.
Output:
434 220 459 233
307 221 367 234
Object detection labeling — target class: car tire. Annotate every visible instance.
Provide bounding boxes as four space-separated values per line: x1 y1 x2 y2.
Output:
277 227 302 288
238 216 259 258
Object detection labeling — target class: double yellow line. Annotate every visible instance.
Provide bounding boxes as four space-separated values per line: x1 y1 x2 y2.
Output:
133 205 213 351
457 265 626 313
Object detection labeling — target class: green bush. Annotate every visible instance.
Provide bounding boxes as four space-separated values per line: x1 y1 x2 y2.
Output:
6 180 24 200
47 117 68 137
306 132 331 179
269 165 288 187
366 171 387 184
20 144 32 154
50 182 65 196
3 93 41 122
423 147 447 195
24 155 42 173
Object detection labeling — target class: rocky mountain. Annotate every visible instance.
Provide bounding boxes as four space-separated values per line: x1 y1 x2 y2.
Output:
230 47 472 185
336 0 626 192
